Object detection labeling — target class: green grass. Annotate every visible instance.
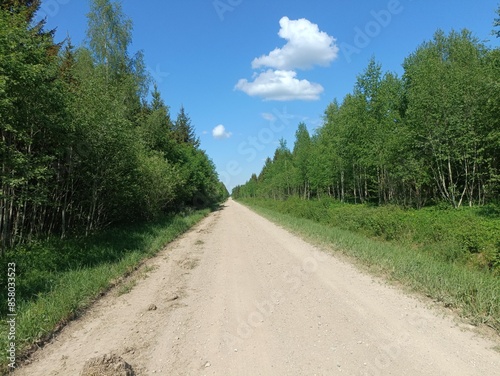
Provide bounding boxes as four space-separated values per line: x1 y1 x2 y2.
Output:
239 198 500 335
0 209 210 374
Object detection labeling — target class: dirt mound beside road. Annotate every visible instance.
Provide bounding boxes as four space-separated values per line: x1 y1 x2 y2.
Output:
80 353 135 376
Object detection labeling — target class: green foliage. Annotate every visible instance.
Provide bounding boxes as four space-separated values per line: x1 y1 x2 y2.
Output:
292 123 311 199
173 106 200 148
403 30 492 208
0 8 68 247
0 1 227 249
86 0 133 78
0 0 40 22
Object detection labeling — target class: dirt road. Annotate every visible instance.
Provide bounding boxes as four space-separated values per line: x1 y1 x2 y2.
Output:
15 199 499 375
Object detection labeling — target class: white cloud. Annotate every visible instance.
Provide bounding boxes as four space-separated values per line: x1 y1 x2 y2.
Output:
236 17 336 102
252 16 339 70
212 124 232 139
235 69 324 101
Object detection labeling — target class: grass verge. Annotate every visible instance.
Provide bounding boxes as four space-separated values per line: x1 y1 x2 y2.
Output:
0 209 210 374
239 199 500 336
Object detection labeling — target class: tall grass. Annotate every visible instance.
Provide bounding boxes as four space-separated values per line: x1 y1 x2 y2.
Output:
0 209 209 373
240 199 500 334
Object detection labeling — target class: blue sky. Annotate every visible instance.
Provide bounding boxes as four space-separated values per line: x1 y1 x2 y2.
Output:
38 0 499 191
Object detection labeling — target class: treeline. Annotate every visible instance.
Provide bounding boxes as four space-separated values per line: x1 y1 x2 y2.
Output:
233 27 500 208
0 1 228 250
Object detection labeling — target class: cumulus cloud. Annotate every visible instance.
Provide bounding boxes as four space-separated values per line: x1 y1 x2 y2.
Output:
235 69 324 101
212 124 232 139
235 17 336 101
252 16 339 70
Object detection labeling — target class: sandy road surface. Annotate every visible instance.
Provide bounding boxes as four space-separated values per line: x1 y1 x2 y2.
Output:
15 199 499 375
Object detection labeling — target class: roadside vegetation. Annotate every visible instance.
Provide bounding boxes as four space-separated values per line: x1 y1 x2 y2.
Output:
0 1 228 372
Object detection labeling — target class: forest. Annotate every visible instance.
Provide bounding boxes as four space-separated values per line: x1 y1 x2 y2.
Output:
0 0 229 252
233 28 500 209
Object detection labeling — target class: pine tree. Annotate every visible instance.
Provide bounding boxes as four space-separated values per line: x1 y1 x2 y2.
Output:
173 106 200 148
1 0 40 22
141 84 174 156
